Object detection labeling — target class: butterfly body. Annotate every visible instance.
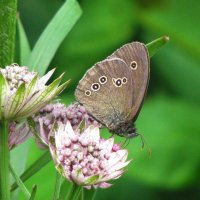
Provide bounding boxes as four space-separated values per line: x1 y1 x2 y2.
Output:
75 42 150 138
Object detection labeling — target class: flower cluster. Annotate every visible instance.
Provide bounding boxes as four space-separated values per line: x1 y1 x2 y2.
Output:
0 64 69 121
49 121 130 188
32 103 100 148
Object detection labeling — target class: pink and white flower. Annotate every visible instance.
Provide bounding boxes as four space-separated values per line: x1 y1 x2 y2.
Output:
0 64 69 121
32 102 100 149
49 121 130 188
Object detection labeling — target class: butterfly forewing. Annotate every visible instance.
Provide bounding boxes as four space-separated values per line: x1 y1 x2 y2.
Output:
75 58 135 128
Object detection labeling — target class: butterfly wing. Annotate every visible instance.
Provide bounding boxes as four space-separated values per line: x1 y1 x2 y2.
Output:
108 42 150 120
75 58 135 129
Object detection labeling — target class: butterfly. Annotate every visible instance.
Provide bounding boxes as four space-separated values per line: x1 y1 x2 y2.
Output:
75 42 150 138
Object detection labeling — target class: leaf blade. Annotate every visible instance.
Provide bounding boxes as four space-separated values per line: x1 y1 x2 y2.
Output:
17 16 31 65
11 151 51 191
27 0 82 75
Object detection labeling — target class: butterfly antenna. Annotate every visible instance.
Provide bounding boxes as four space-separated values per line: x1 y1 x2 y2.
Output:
121 138 130 148
137 133 152 157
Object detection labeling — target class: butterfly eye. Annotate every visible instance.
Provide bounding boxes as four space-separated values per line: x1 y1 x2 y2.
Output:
130 61 137 70
99 76 107 84
112 78 122 87
91 83 100 91
85 90 91 96
122 77 127 84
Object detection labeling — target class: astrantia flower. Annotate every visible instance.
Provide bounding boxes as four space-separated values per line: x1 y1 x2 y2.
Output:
49 121 130 188
9 121 31 149
32 103 100 149
0 64 69 121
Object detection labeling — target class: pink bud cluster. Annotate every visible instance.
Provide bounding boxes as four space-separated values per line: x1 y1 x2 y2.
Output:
33 103 100 148
0 64 36 94
49 122 130 188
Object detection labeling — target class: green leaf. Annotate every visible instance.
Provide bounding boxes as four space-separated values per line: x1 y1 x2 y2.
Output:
0 0 17 66
0 74 7 120
27 0 82 75
9 164 31 199
54 0 137 90
11 151 51 191
17 16 31 65
29 185 37 200
126 95 200 189
146 36 170 57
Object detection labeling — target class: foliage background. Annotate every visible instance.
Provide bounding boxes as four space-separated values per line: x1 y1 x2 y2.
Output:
13 0 200 199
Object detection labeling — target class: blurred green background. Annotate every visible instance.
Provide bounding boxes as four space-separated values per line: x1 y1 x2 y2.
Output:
13 0 200 199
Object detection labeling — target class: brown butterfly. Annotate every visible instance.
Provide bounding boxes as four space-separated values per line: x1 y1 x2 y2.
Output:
75 42 150 138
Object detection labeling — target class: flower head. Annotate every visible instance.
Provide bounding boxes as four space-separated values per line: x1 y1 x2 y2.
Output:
49 121 130 188
0 64 69 121
32 103 100 149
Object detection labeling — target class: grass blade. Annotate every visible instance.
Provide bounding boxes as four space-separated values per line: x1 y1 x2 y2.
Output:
17 15 31 65
29 185 37 200
9 164 30 199
27 0 82 75
11 151 51 191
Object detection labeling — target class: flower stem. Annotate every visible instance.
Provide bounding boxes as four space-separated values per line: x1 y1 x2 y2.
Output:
0 121 10 200
52 171 62 200
66 183 82 200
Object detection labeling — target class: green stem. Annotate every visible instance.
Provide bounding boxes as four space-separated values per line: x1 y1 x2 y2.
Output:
9 164 31 199
52 172 62 200
83 188 97 200
0 121 10 200
66 184 82 200
0 0 17 67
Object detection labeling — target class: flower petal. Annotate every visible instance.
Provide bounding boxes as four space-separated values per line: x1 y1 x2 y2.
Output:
81 126 100 144
100 138 114 152
4 83 26 119
102 170 124 181
38 68 55 86
96 182 112 188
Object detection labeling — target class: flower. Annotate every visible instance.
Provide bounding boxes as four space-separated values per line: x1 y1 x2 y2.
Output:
9 121 31 149
0 64 69 121
31 102 100 149
49 121 130 188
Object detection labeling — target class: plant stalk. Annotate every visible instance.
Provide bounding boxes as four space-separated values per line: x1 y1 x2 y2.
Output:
0 121 10 200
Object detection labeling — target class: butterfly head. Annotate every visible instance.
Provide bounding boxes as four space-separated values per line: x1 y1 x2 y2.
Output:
109 122 138 138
